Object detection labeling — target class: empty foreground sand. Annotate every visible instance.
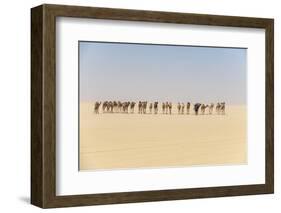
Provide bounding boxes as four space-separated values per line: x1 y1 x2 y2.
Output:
80 103 247 170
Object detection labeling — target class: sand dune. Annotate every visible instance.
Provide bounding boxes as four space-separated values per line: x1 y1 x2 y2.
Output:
79 102 247 170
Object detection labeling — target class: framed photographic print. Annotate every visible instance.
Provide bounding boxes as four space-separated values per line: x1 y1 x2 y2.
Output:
31 4 274 208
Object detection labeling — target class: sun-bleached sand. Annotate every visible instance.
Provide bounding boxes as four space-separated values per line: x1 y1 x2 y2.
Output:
79 102 247 170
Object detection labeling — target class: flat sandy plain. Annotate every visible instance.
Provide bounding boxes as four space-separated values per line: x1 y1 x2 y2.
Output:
79 103 247 170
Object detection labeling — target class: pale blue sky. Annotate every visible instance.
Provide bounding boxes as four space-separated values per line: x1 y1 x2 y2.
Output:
79 41 247 104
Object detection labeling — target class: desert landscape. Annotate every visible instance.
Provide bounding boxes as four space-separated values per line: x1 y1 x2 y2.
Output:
79 102 247 170
79 42 247 171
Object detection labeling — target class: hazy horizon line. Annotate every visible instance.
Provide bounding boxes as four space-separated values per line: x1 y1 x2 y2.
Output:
80 100 246 105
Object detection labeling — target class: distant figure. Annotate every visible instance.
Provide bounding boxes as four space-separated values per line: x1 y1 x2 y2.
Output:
102 101 108 113
186 102 191 114
149 103 153 114
165 102 169 114
194 103 201 115
177 102 181 114
138 101 142 114
142 101 147 114
130 102 136 113
122 102 126 113
181 103 185 114
220 102 226 115
94 100 224 116
126 102 130 113
162 102 166 114
117 101 122 113
168 102 172 114
121 102 130 113
154 102 158 114
209 103 214 114
108 101 114 113
216 103 221 114
113 101 118 113
201 104 207 115
106 101 110 112
94 102 101 114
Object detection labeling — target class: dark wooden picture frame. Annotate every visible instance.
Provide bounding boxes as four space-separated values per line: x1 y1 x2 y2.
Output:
31 4 274 208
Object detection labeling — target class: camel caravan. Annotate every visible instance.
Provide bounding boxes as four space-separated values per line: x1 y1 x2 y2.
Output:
94 101 226 115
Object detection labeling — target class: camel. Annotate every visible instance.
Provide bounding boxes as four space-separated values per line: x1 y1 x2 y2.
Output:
105 101 110 112
113 101 118 113
168 102 172 114
162 102 166 114
102 101 108 113
201 104 207 115
186 102 191 114
149 103 153 114
94 102 101 114
105 102 108 112
124 102 130 113
117 101 122 113
142 101 148 114
194 103 201 115
138 101 142 114
120 102 125 113
209 103 214 114
127 102 131 113
181 103 185 114
96 100 222 116
108 101 114 113
165 102 169 114
130 102 136 113
154 102 158 114
216 103 221 114
177 102 181 114
220 102 226 114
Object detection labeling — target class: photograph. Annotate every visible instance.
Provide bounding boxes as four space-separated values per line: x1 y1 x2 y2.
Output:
30 4 274 208
79 41 247 171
